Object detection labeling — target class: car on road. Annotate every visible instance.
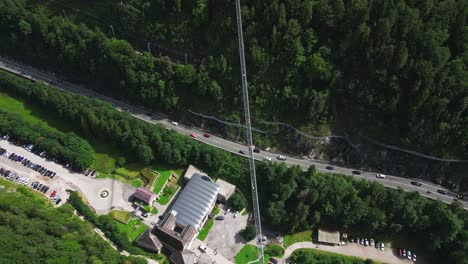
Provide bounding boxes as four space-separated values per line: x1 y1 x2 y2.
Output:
253 148 261 153
437 189 448 195
190 133 197 138
215 216 224 220
50 81 57 85
276 155 287 161
325 166 334 170
376 174 386 179
263 156 272 161
352 170 361 175
269 258 278 264
146 113 152 116
239 150 246 155
203 133 211 138
171 121 178 126
411 181 422 186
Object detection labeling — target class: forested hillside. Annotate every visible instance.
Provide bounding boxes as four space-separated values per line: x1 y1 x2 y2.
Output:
0 180 146 263
14 0 466 160
1 70 467 264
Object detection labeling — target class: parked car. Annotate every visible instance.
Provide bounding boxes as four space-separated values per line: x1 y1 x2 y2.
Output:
276 155 287 161
269 258 278 264
50 191 57 198
325 166 334 170
398 248 402 257
411 181 422 186
437 189 448 195
171 121 178 126
203 133 211 138
253 148 261 153
407 250 412 259
55 198 62 205
215 216 224 220
412 254 417 262
370 238 374 246
376 174 386 179
263 156 272 161
190 133 197 138
380 243 385 251
239 150 246 155
198 244 207 253
352 170 361 175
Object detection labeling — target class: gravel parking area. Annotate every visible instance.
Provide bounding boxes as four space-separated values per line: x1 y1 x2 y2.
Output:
0 139 136 214
202 204 249 262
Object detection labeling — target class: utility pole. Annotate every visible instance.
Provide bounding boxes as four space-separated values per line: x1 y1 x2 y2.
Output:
62 10 68 21
235 0 264 263
109 25 115 38
147 42 152 54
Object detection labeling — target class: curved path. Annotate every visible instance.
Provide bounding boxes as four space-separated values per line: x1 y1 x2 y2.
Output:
0 56 465 209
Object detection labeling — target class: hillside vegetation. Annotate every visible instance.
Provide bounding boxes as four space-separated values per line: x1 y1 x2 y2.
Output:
0 180 146 263
1 0 467 159
0 70 467 263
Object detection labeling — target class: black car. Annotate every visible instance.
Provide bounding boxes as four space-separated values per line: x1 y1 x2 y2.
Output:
42 186 49 193
146 112 152 116
437 189 448 195
55 198 62 205
50 81 57 85
326 166 334 170
411 181 422 186
253 148 261 153
352 170 361 175
215 216 224 220
269 258 278 264
239 150 246 155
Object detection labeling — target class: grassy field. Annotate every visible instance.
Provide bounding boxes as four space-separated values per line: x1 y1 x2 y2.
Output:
109 210 132 224
197 218 214 241
284 230 313 247
115 218 148 242
235 245 270 264
264 244 285 258
151 164 184 194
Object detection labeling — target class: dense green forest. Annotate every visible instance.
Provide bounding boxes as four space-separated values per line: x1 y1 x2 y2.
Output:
1 70 467 263
0 180 146 263
1 0 467 159
0 110 93 170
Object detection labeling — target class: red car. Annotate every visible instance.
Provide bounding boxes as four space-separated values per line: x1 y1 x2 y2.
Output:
203 133 211 138
49 191 56 198
398 248 402 257
190 133 197 138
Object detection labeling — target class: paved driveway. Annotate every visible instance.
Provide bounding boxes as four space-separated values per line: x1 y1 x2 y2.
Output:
0 139 135 214
204 205 249 262
281 241 414 264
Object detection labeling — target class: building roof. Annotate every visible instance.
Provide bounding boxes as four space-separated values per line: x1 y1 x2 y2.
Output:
317 227 340 245
134 187 155 204
135 229 163 253
216 178 236 199
169 250 197 264
170 174 220 230
154 224 196 252
160 211 177 230
183 165 208 181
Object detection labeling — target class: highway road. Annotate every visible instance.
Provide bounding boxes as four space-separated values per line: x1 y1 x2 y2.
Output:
0 55 466 209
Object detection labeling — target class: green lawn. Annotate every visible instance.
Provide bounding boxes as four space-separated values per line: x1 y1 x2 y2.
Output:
284 230 313 247
235 245 270 264
109 210 132 224
264 244 285 258
151 164 182 194
197 218 214 241
157 186 178 205
115 219 148 242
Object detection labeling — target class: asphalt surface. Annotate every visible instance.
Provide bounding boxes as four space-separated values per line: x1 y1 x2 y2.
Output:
0 55 466 209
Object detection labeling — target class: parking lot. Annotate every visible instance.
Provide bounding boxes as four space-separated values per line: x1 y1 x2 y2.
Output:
200 204 249 262
0 139 136 214
0 151 70 206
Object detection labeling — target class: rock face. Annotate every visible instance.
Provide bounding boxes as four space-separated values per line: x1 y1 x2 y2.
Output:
187 114 468 192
